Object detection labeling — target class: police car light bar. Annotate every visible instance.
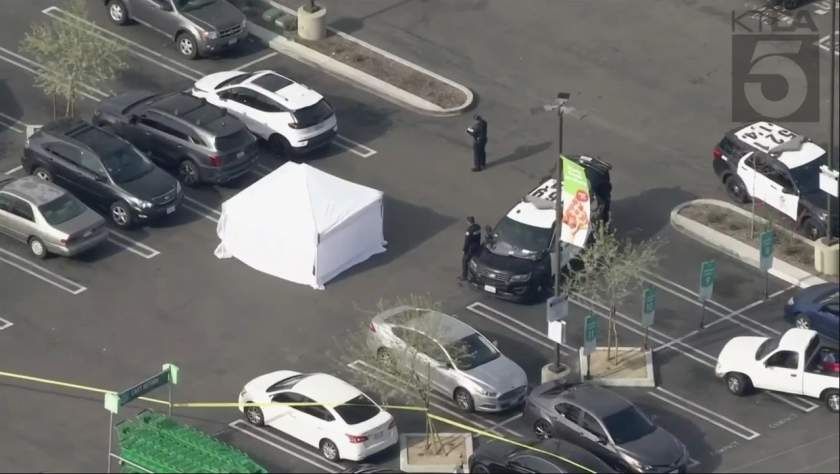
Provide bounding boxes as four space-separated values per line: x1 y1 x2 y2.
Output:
819 165 838 198
525 194 556 210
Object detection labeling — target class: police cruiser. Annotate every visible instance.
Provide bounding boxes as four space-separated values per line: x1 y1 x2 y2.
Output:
713 121 838 239
467 155 612 303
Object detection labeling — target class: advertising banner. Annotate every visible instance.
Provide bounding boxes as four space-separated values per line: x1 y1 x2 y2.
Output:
560 156 591 248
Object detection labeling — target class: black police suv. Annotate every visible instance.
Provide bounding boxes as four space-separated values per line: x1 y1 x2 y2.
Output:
468 155 612 303
93 91 258 186
713 121 838 240
21 118 183 228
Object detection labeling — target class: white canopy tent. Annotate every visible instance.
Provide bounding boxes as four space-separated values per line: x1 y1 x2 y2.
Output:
214 162 386 289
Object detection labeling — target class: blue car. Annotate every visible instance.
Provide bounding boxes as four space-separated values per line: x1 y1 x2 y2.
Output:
784 283 839 344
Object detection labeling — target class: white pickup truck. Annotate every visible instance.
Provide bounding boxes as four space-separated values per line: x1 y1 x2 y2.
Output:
715 328 839 413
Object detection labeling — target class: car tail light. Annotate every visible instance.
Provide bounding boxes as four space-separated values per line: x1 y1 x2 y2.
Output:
525 400 536 408
346 434 368 444
60 234 78 245
713 147 722 159
369 322 376 333
210 155 222 167
388 418 397 429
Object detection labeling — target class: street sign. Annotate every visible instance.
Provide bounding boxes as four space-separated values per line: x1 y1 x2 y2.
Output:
641 287 656 328
698 260 716 302
546 294 569 322
759 230 775 271
583 315 597 355
116 364 179 407
548 320 567 345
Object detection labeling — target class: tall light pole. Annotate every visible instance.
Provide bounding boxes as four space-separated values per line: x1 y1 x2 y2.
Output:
827 0 837 238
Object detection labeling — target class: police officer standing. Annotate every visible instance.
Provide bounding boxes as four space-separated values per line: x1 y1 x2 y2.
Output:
459 216 482 280
466 115 488 172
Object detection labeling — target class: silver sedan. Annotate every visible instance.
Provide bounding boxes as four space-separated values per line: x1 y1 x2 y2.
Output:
0 176 108 258
367 306 529 413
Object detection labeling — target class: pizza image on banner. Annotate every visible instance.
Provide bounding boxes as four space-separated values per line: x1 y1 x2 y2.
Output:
560 155 591 248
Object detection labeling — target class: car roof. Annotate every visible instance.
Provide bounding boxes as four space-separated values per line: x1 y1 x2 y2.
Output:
506 180 558 229
38 119 125 156
731 122 826 169
514 439 614 471
779 328 819 350
144 92 244 137
386 307 476 343
242 71 322 110
292 373 362 403
544 383 631 418
0 176 67 206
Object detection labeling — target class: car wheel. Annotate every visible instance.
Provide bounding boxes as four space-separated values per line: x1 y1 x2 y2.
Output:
177 33 199 60
800 217 824 241
454 388 475 412
107 0 130 25
470 462 490 474
32 167 53 182
376 347 393 366
110 201 133 228
533 419 553 440
269 134 292 157
825 389 839 413
243 405 265 427
320 439 340 461
178 160 201 187
794 314 811 330
725 372 751 396
28 237 48 259
724 175 749 203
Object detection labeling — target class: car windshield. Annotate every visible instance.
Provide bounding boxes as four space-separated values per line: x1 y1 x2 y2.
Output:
174 0 216 12
332 395 380 425
38 194 87 225
446 333 500 371
102 146 155 184
214 129 253 151
755 337 780 360
789 154 827 195
493 217 553 253
602 406 657 445
292 99 334 128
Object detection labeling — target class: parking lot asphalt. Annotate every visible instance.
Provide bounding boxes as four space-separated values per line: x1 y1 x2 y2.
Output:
1 1 838 473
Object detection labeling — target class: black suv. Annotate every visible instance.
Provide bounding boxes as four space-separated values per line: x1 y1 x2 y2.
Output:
93 91 259 186
21 118 183 228
468 155 612 303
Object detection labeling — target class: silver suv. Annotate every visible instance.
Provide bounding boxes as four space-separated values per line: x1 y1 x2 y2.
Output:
105 0 248 59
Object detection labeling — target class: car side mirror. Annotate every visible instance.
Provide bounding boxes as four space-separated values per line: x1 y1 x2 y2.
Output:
128 116 138 125
597 435 608 445
95 174 107 183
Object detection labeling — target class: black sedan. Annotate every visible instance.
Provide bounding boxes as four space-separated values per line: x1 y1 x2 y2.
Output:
469 439 616 473
21 118 182 228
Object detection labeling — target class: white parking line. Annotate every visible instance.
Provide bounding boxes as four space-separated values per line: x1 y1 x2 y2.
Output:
488 413 522 432
348 360 524 438
108 231 160 259
650 388 760 441
0 317 13 331
0 48 104 101
4 165 23 175
0 247 86 295
233 52 279 71
228 420 339 472
38 9 377 159
817 33 839 56
465 302 572 355
0 112 25 133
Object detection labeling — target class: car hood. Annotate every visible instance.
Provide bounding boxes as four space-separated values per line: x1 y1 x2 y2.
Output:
618 426 684 467
718 336 767 366
182 0 244 32
244 370 301 394
97 91 157 116
52 208 105 235
462 355 528 394
473 247 538 276
119 167 177 202
794 282 839 305
193 71 247 93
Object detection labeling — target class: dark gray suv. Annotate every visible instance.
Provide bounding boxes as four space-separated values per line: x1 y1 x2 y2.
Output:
93 91 259 186
104 0 248 59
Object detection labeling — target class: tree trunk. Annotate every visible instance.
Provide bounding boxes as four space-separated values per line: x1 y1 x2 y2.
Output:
610 301 619 364
606 302 612 361
52 93 56 119
65 96 70 117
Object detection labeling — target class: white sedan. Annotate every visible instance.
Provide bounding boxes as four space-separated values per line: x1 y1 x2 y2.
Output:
238 371 398 461
189 70 338 156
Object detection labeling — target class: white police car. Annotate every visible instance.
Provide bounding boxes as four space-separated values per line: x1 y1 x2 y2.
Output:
713 121 838 239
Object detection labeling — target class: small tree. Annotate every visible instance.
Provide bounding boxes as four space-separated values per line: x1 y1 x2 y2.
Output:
334 295 471 455
563 222 663 362
20 0 126 117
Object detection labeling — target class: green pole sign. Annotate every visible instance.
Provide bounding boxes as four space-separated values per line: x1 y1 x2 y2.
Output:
641 287 656 328
583 315 597 355
698 260 716 303
759 230 774 271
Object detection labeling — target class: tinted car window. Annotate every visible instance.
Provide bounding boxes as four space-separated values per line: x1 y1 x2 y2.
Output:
767 350 798 369
293 99 333 128
789 154 827 194
267 374 309 393
1 195 35 221
581 413 607 438
47 142 83 166
250 73 294 92
601 406 656 445
493 216 554 253
333 395 380 425
39 194 87 225
78 152 107 176
557 403 582 424
174 0 216 12
756 337 780 360
446 333 500 371
824 303 840 316
214 129 253 151
102 146 156 184
408 331 447 363
140 116 189 141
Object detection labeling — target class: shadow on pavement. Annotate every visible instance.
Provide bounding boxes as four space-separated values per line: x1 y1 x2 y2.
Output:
0 78 23 136
486 141 553 170
610 186 699 244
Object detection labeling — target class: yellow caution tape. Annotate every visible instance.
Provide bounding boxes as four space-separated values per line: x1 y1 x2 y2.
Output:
0 371 169 405
173 402 427 411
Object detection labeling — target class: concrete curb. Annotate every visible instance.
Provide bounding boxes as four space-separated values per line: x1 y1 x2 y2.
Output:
247 2 474 117
399 432 473 473
670 199 828 288
579 347 655 388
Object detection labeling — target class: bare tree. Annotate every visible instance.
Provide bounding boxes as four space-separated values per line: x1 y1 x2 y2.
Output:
20 0 126 117
563 222 663 362
334 295 471 455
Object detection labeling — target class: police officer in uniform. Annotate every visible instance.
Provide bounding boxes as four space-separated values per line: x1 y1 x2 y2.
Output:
466 115 488 172
459 216 482 280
